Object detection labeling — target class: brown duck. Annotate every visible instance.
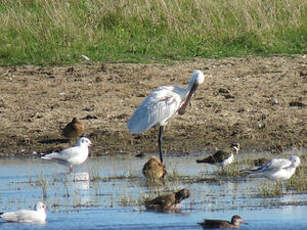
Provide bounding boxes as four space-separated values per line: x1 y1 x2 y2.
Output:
62 117 85 139
142 157 166 180
198 215 247 229
145 188 190 212
196 143 240 169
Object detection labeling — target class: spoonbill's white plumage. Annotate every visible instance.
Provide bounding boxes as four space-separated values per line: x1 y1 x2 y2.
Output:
42 137 92 173
127 70 205 163
242 155 301 181
0 202 47 223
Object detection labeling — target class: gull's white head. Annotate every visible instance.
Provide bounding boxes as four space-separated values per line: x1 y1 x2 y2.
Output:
289 155 301 168
189 70 205 86
77 137 92 147
34 202 47 212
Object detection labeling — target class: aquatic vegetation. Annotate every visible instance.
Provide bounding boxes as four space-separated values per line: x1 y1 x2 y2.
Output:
89 168 101 182
62 180 70 198
172 175 221 184
286 166 307 193
34 172 48 199
120 191 144 207
52 172 61 183
259 182 282 198
102 174 140 181
165 168 180 182
216 165 243 177
120 193 129 207
72 194 83 208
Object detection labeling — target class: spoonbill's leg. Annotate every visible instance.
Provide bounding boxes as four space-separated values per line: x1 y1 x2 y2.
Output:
158 126 164 163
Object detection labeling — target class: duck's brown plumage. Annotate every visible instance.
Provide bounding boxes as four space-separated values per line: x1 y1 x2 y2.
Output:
62 118 85 139
142 157 166 179
145 188 190 212
199 215 246 229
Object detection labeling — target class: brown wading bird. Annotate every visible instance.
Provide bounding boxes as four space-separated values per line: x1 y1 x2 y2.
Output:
198 215 247 229
62 117 85 139
145 188 190 212
142 157 166 179
196 143 240 169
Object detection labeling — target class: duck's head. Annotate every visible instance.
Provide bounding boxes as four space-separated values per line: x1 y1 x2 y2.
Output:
175 188 190 202
231 215 247 226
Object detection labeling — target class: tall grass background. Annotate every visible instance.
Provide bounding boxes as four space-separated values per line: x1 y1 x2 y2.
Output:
0 0 306 65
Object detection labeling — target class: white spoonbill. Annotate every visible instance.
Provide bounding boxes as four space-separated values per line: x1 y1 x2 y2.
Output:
127 70 205 163
42 137 92 173
241 155 301 181
0 202 47 223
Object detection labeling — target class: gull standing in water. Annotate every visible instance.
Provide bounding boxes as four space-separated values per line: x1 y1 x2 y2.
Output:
42 137 92 173
127 70 205 169
241 155 301 181
0 202 47 223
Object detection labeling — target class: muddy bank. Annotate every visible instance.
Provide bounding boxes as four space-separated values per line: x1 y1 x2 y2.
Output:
0 56 306 156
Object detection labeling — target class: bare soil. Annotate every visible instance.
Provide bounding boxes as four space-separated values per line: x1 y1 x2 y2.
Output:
0 56 306 157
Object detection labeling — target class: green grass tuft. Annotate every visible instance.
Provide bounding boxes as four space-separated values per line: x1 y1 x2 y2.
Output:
0 0 306 65
216 165 243 177
259 182 282 198
286 166 307 193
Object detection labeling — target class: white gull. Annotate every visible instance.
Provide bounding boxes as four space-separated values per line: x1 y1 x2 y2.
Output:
42 137 92 173
0 202 47 223
242 155 301 181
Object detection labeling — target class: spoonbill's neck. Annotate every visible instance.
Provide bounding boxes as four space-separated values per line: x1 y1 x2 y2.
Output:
185 81 196 94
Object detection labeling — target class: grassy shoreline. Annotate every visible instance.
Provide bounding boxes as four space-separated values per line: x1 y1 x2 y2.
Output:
0 0 306 66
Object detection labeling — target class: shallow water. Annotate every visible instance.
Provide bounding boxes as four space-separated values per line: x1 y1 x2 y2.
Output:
0 153 306 230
